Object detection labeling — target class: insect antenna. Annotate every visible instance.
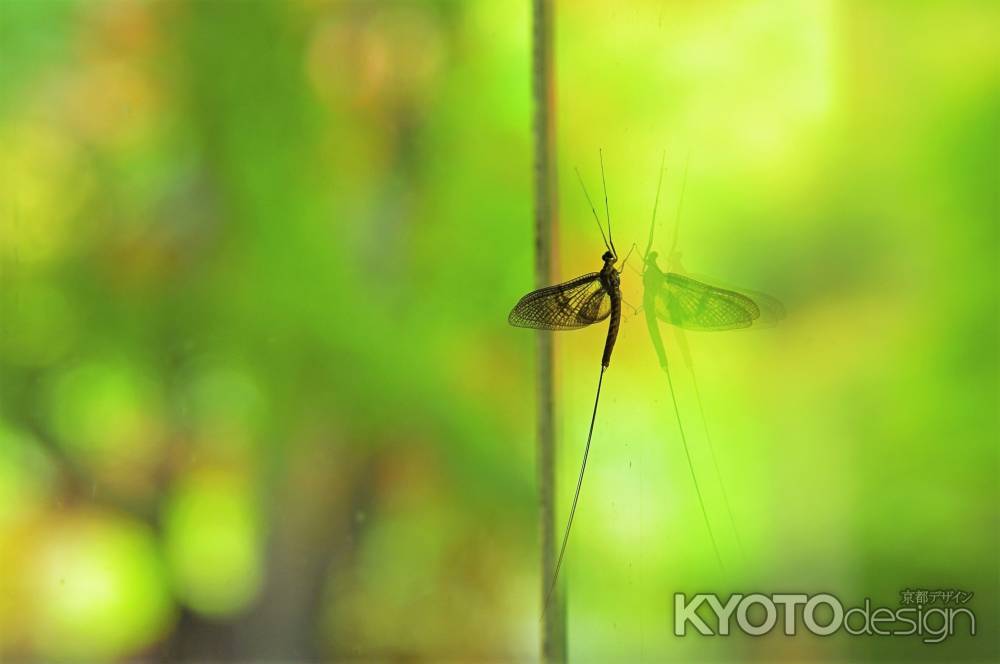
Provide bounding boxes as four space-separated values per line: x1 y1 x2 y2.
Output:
643 150 668 261
598 149 617 257
668 152 690 259
575 167 611 253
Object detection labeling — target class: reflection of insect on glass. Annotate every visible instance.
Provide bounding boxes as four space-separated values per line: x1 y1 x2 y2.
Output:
642 256 766 329
508 152 627 614
641 157 783 337
642 153 783 572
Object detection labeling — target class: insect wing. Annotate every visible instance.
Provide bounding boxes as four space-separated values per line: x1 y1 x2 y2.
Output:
655 272 760 330
508 273 611 330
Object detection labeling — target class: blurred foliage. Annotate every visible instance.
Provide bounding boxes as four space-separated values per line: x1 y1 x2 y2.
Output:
0 0 997 662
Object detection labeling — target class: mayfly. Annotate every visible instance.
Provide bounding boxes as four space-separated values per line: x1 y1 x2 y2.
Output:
508 152 626 612
641 153 782 571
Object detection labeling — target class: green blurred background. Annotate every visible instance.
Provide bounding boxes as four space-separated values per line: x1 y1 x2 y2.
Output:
0 1 997 662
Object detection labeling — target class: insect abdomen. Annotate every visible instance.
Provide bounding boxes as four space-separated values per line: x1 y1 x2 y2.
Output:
602 291 621 368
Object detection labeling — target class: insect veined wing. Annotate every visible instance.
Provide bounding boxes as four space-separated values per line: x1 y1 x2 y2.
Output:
508 273 611 330
654 272 760 330
682 271 786 327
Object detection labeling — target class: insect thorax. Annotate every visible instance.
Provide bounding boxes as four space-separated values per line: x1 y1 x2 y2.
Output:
600 264 620 293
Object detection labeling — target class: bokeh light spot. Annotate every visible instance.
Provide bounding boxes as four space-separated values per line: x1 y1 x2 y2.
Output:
30 511 174 661
162 468 262 618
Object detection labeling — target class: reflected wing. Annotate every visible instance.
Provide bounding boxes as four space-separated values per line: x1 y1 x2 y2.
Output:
654 272 760 330
508 273 611 330
683 272 786 326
